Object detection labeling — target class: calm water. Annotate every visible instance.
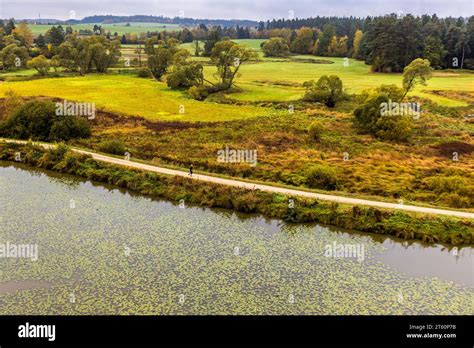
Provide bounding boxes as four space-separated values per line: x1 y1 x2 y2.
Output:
0 162 472 315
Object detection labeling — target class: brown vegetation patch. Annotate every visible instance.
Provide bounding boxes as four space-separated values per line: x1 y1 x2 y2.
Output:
255 131 302 151
290 57 334 64
431 141 474 158
428 90 474 104
253 80 302 87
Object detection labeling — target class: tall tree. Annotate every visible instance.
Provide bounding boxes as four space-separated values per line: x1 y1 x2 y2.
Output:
401 58 433 100
210 41 257 90
13 21 34 48
317 24 335 56
352 29 363 58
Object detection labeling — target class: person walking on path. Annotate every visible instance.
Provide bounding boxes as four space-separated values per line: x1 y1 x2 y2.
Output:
189 164 193 176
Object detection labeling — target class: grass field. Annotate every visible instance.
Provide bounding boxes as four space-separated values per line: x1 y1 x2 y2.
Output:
183 40 473 106
122 39 474 106
0 74 275 122
28 22 180 36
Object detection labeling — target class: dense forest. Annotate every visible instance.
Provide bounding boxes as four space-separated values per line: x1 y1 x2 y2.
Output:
255 14 474 71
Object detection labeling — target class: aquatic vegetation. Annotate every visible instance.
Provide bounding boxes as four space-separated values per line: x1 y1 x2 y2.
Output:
0 163 472 315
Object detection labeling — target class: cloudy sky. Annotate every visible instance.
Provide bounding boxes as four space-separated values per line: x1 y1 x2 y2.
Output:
1 0 472 21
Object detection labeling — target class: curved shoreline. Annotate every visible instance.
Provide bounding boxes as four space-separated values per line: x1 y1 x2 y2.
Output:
1 141 473 246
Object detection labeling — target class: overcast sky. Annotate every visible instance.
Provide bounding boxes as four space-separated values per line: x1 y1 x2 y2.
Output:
1 0 472 21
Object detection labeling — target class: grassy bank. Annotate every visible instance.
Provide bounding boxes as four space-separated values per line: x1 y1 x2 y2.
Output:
1 141 472 245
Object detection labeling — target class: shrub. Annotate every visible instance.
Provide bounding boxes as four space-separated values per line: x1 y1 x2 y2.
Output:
27 55 51 76
49 115 91 141
0 100 91 141
308 121 324 141
304 164 338 190
440 193 470 208
375 85 404 101
167 62 203 89
262 38 290 57
426 175 472 196
303 75 344 107
137 68 151 78
99 139 126 155
2 90 25 120
353 91 414 142
188 85 209 101
1 100 56 140
375 114 414 142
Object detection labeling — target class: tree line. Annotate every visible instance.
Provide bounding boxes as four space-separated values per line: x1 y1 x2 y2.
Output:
256 14 474 71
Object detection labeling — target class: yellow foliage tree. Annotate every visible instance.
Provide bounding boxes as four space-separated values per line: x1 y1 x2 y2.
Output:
13 21 34 47
352 30 363 58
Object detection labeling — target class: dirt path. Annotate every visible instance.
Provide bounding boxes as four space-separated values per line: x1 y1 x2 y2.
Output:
3 139 473 219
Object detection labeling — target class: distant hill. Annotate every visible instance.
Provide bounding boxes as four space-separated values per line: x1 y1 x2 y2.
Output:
20 15 259 28
17 18 65 24
77 15 258 27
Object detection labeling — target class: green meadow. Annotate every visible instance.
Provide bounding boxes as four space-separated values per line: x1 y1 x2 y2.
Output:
198 39 473 106
0 74 274 122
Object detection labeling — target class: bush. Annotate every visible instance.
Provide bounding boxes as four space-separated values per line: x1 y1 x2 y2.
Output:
49 115 91 141
375 85 404 101
303 75 344 107
354 88 415 142
375 114 414 142
440 193 470 208
167 62 203 89
353 92 388 134
2 90 25 120
304 164 338 190
262 38 290 57
0 100 91 141
188 85 209 101
27 55 51 76
426 175 472 196
137 68 151 78
308 121 324 141
99 139 126 155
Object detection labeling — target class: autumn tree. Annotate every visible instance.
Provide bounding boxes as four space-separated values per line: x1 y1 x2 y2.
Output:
210 40 257 90
27 55 51 75
13 21 34 48
316 24 335 56
262 37 290 57
352 30 363 58
290 27 315 54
